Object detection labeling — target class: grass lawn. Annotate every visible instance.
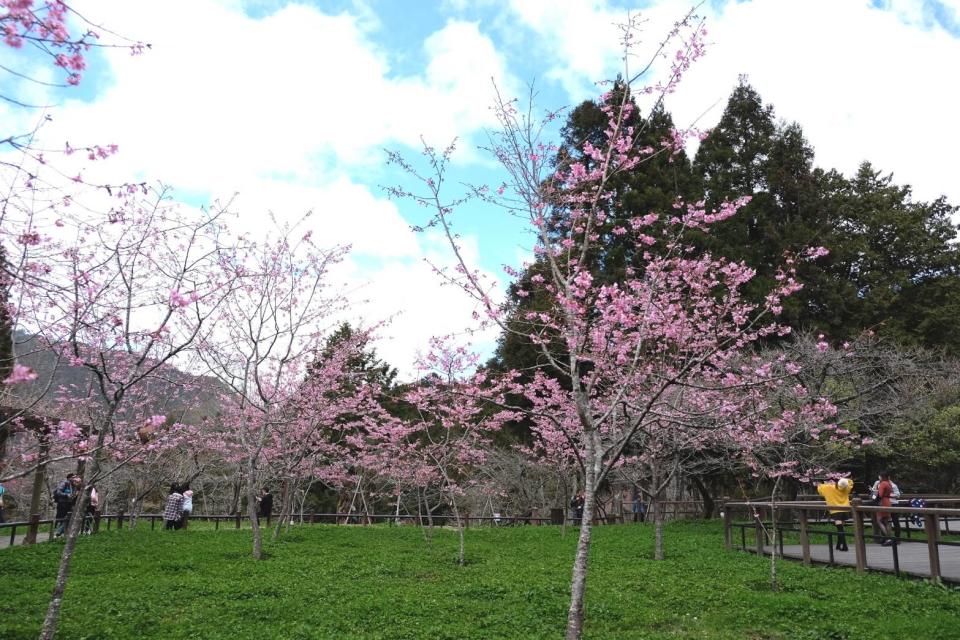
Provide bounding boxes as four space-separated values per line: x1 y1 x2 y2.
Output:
1 521 958 639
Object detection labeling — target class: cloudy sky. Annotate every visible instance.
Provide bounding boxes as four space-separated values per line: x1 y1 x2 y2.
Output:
2 0 959 375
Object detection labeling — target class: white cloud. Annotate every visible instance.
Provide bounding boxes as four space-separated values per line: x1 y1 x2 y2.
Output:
504 0 960 207
3 0 517 376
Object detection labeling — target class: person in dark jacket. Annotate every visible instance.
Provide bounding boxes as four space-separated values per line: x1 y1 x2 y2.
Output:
570 491 585 525
53 473 81 536
257 488 273 524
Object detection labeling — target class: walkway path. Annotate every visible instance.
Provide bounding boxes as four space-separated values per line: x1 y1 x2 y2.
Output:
753 543 960 582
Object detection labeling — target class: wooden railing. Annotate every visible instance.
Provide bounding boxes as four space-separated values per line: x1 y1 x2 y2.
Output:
1 497 710 549
723 497 960 583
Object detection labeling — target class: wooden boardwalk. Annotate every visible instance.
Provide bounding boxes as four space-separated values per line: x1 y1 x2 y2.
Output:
751 543 960 583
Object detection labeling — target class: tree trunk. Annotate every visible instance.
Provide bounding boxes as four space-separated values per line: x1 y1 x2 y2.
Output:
564 432 598 640
38 457 91 640
272 478 291 541
246 457 263 560
769 479 781 592
654 501 665 561
690 475 715 519
24 433 50 545
651 465 665 561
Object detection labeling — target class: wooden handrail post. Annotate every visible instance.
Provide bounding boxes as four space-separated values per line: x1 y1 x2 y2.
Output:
851 498 866 573
118 510 125 530
924 513 942 584
235 511 241 529
798 509 811 566
722 499 732 550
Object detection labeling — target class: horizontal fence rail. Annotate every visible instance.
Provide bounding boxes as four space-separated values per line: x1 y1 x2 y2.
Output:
723 496 960 584
1 503 706 548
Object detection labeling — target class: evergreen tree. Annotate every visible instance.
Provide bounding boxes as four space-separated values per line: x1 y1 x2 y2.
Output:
493 84 695 376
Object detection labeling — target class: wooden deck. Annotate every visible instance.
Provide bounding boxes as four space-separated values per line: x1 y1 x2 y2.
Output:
750 543 960 583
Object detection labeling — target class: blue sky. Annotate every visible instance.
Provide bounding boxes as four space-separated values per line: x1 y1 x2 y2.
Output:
2 0 959 374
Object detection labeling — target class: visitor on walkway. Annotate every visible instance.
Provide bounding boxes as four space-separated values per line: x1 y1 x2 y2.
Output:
816 476 853 552
0 482 6 523
181 488 193 529
876 471 897 546
53 473 81 537
82 485 99 534
871 475 901 538
163 484 184 530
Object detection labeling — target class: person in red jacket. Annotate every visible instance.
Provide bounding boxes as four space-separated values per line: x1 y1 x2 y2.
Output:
876 471 896 546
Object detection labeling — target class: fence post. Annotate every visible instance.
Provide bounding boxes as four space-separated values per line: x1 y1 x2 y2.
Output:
118 510 125 531
235 511 241 529
924 513 942 584
722 500 732 550
851 499 866 573
93 511 101 534
798 509 811 566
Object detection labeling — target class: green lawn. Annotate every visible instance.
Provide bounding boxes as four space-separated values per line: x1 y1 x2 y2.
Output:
1 521 958 639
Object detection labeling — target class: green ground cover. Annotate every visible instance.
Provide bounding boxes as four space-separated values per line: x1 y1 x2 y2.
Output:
1 521 958 639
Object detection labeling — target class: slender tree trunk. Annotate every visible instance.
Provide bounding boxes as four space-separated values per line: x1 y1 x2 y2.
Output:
690 475 715 519
654 500 665 561
394 492 402 525
25 433 50 545
769 478 781 592
565 433 598 640
246 457 263 560
272 478 291 541
39 456 92 640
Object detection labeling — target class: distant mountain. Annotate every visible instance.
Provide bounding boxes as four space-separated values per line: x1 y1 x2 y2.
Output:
4 332 226 426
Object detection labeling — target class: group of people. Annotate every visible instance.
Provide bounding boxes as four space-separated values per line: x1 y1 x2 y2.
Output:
816 471 901 550
162 483 194 530
162 485 273 530
567 489 648 525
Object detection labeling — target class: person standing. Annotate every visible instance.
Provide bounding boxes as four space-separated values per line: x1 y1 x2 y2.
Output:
82 485 99 534
816 477 854 552
163 484 184 530
570 491 585 525
181 488 193 529
257 488 273 525
0 483 6 524
871 475 902 539
876 471 897 546
53 473 80 537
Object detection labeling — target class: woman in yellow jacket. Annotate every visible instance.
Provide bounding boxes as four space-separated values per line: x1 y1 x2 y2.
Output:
816 477 853 551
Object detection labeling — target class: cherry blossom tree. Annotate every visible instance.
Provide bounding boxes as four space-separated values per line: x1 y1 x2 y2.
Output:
364 339 503 565
2 178 239 638
388 12 866 638
195 224 379 559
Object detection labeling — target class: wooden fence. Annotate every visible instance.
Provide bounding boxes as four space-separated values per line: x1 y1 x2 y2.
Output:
1 498 708 548
723 497 960 584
